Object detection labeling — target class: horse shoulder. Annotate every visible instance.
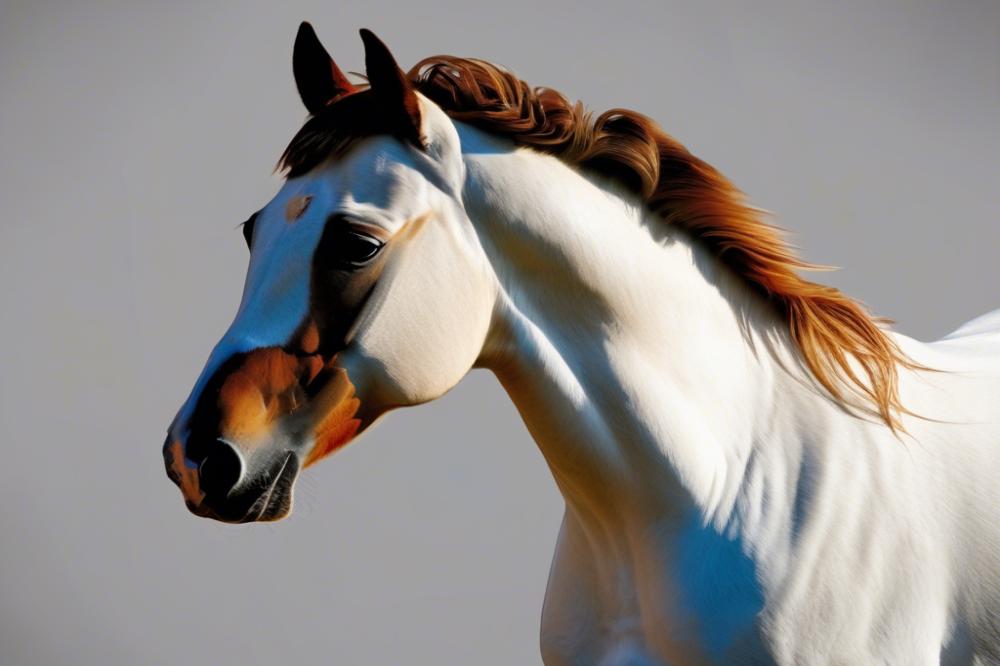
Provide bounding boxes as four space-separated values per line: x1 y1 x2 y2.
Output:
891 316 1000 659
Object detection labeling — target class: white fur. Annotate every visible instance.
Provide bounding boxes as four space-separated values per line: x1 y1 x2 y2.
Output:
457 125 1000 663
199 94 1000 663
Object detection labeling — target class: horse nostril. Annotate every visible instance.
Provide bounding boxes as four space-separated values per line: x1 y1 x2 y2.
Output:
198 441 244 499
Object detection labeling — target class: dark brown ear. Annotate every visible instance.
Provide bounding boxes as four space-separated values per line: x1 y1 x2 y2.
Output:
293 22 357 114
359 28 423 147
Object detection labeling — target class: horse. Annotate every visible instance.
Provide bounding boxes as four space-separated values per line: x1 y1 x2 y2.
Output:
163 23 1000 664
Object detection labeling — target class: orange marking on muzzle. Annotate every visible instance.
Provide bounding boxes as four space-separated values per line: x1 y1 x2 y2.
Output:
304 366 361 467
211 347 360 465
299 320 320 355
217 348 317 442
167 439 204 503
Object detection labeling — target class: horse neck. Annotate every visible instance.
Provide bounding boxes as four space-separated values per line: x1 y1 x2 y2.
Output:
461 130 822 527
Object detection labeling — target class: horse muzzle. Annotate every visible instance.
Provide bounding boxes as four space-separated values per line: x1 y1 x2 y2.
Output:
163 437 300 523
163 346 365 523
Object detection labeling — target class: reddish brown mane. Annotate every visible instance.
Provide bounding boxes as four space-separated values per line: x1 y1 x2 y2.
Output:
279 56 916 430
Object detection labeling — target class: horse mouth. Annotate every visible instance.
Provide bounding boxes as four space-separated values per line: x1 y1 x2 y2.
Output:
241 452 299 522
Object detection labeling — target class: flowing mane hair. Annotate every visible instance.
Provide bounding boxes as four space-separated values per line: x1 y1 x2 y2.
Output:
279 56 918 430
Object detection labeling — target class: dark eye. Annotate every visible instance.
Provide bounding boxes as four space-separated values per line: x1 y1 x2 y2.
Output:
341 232 383 264
316 223 384 269
241 212 258 249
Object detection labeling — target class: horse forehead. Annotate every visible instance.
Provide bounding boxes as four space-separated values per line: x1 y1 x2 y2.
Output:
245 148 421 263
330 137 428 210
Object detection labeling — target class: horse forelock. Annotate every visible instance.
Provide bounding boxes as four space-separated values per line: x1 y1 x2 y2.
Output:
276 55 916 430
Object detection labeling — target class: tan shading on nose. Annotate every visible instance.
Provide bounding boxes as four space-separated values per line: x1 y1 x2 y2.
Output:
217 348 323 443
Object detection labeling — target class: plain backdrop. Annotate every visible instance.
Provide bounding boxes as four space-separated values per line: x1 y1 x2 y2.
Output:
1 2 998 664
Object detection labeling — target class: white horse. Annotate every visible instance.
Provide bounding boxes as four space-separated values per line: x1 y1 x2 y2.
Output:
164 24 1000 664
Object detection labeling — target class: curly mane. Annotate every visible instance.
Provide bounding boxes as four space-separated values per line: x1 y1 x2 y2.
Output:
279 56 916 430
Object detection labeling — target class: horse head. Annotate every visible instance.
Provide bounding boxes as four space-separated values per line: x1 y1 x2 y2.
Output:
163 24 495 522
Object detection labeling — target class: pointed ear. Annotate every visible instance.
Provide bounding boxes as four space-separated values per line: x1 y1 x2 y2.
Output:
293 22 357 114
359 28 424 148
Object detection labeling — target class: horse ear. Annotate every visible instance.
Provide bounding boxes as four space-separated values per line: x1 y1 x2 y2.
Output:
359 28 424 147
293 22 357 114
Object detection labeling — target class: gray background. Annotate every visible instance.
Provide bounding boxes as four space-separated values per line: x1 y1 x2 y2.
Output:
1 1 998 664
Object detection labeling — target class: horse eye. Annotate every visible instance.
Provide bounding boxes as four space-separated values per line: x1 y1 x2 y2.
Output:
241 213 258 249
338 231 383 266
318 227 384 269
342 232 383 263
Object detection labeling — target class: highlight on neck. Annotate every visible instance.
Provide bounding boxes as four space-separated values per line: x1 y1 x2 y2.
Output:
278 54 918 430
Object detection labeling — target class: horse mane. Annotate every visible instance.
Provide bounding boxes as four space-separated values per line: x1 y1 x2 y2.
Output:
279 56 916 430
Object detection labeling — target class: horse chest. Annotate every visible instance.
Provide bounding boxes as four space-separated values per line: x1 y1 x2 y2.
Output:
540 513 770 665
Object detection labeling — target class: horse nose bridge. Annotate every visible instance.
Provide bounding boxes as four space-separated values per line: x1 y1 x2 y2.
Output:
170 336 252 437
170 255 316 432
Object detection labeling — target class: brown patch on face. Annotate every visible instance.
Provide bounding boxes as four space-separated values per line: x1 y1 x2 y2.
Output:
303 367 362 467
207 343 362 467
285 195 313 223
217 348 318 443
166 439 204 504
299 319 320 354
